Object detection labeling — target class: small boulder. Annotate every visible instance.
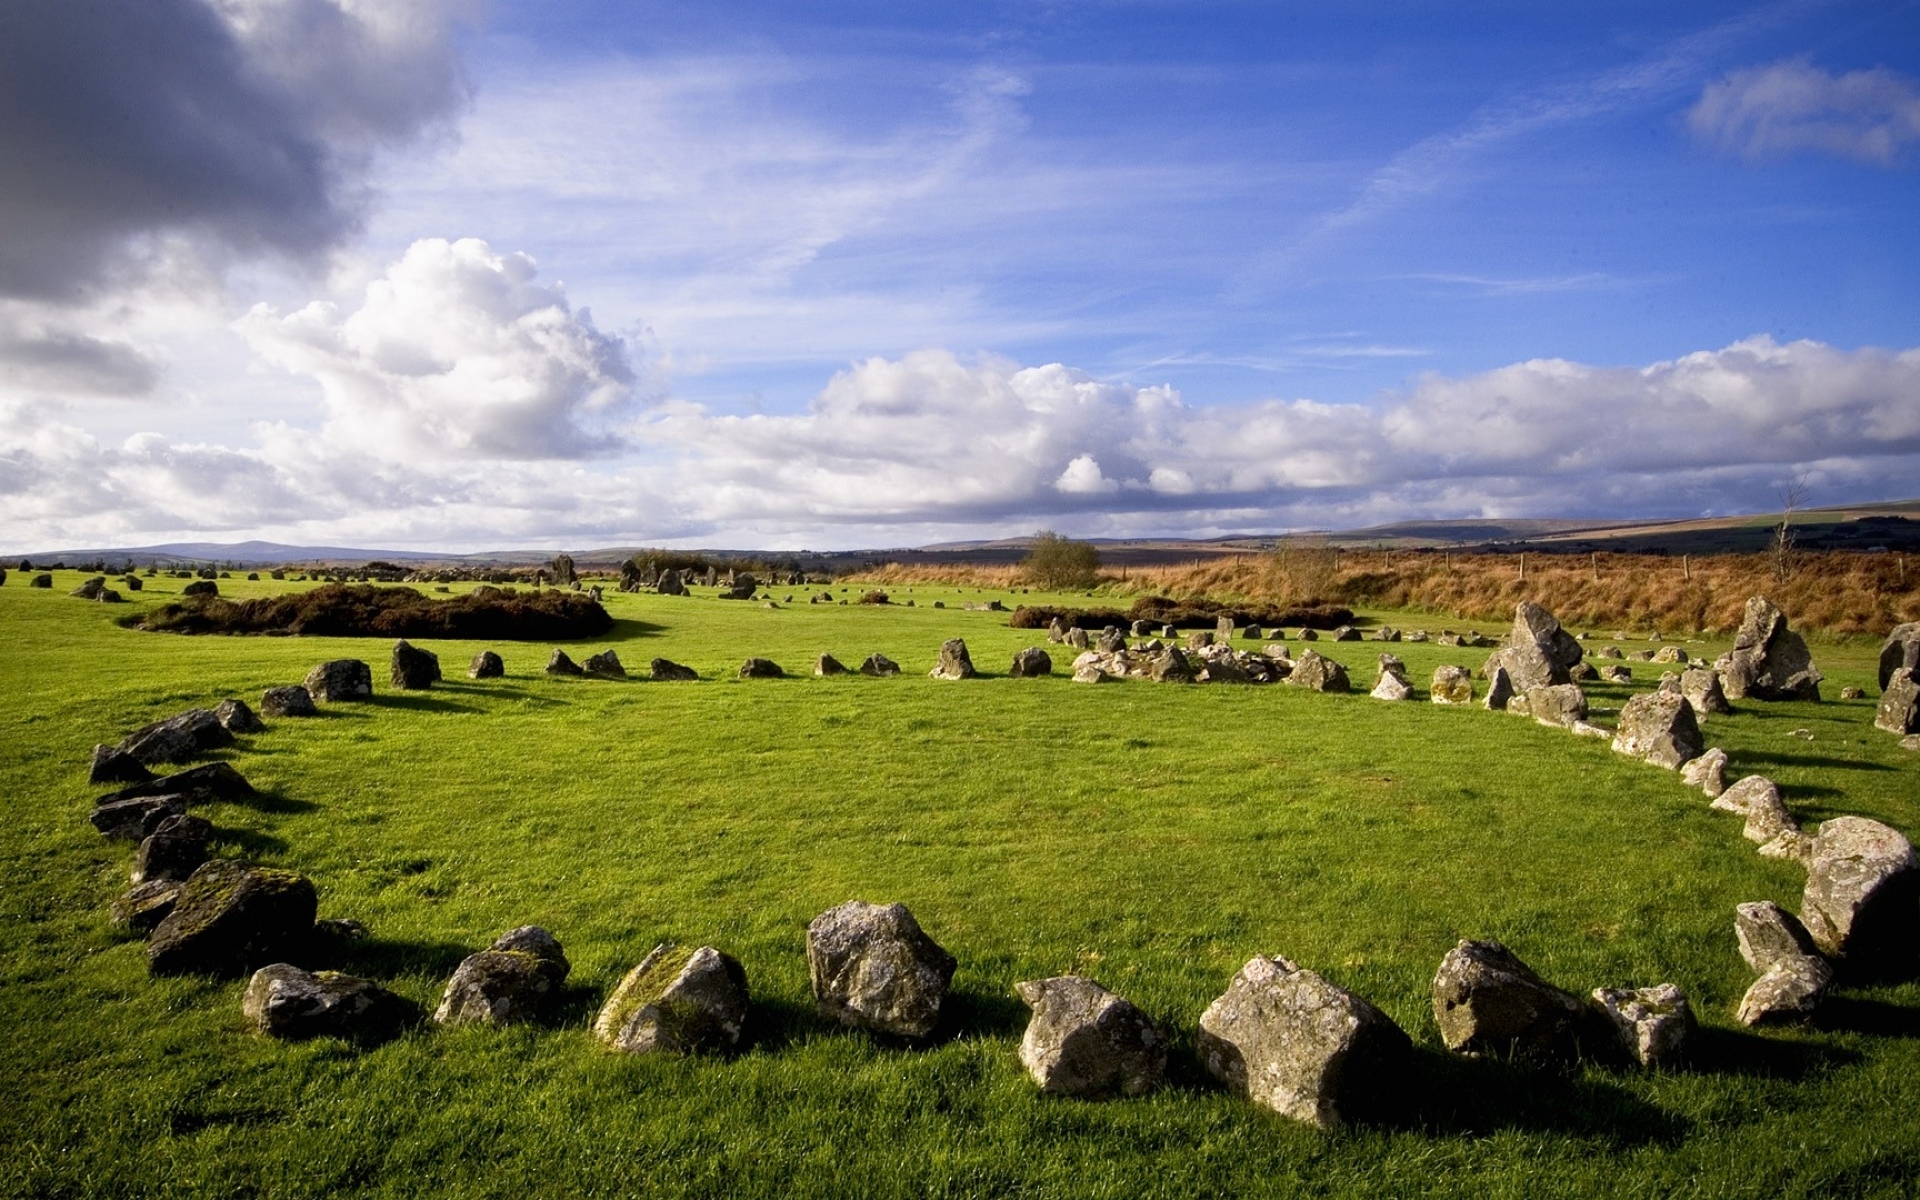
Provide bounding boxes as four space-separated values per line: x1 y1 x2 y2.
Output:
1199 955 1410 1130
1799 816 1920 972
1065 628 1090 650
1431 939 1584 1064
28 573 51 588
148 859 318 977
651 658 699 681
806 900 956 1039
1526 684 1589 730
1681 747 1729 798
1149 648 1195 683
859 653 901 678
1680 668 1731 720
88 744 154 785
545 649 585 676
1014 975 1166 1099
738 657 784 679
1332 626 1362 642
434 926 571 1025
90 794 187 841
1735 902 1823 973
1009 647 1053 677
1840 685 1864 700
1430 666 1473 705
110 879 182 934
1710 776 1796 845
1589 984 1694 1068
1286 649 1349 693
182 579 218 597
96 761 254 807
1371 670 1413 701
1483 665 1515 711
1878 622 1920 691
213 698 265 734
1737 958 1834 1026
1878 668 1920 735
131 814 212 883
583 649 626 678
594 943 749 1054
243 963 410 1040
304 659 373 702
468 650 505 679
1612 691 1703 769
118 707 234 766
815 653 848 676
1185 630 1214 651
929 639 976 680
1098 627 1127 654
391 640 442 689
260 685 317 717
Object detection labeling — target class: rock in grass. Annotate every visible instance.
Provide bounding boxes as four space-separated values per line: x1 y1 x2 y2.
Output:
28 573 51 588
815 653 848 676
391 640 443 689
928 638 976 680
213 698 265 734
1590 984 1694 1068
1198 956 1410 1129
118 707 234 766
91 794 187 841
1493 601 1583 693
738 657 784 679
468 650 505 679
132 814 213 883
1430 666 1473 705
1431 940 1584 1064
148 859 318 978
1718 596 1822 701
1286 649 1349 693
1878 668 1920 735
807 900 956 1039
1150 647 1196 683
860 653 901 677
261 685 317 717
304 659 374 702
1735 902 1823 974
1738 957 1833 1026
594 943 749 1054
88 744 153 785
1526 683 1589 730
1879 623 1920 691
97 761 255 807
1711 776 1796 844
1483 665 1515 711
583 649 626 679
1009 647 1053 677
1681 747 1728 798
1680 667 1731 721
1015 975 1166 1099
1371 667 1413 701
1799 816 1920 970
110 879 183 934
650 657 699 681
243 963 410 1040
1611 691 1703 769
434 926 571 1026
545 649 585 677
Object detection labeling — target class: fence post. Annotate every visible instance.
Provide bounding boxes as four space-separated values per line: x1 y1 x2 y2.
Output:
1591 552 1599 582
1683 554 1690 583
1519 553 1526 583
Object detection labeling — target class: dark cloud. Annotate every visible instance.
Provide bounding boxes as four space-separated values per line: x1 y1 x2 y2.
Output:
0 0 467 300
0 327 160 395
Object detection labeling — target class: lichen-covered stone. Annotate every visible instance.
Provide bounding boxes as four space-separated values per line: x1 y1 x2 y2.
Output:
148 859 318 978
1430 666 1473 705
594 943 749 1054
1009 647 1053 677
1431 939 1584 1064
1737 958 1832 1027
1371 669 1413 701
132 814 212 883
1679 667 1731 721
96 761 254 807
815 653 848 676
1590 984 1694 1068
118 707 234 766
213 698 265 734
545 649 585 676
244 963 410 1039
582 649 626 678
434 926 571 1025
738 657 784 679
391 640 443 689
110 879 183 933
1014 975 1166 1099
1719 596 1822 700
860 653 901 677
1612 691 1703 769
91 794 187 841
1879 623 1920 692
1710 776 1796 844
1286 649 1349 693
1799 816 1920 971
88 744 154 785
304 659 374 702
806 900 956 1039
1735 901 1822 973
1526 684 1589 729
929 639 976 680
468 650 505 679
261 685 317 717
1878 668 1920 735
651 657 699 681
1681 747 1728 798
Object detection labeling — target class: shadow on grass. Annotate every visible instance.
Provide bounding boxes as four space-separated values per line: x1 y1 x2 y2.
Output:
365 693 485 715
1391 1048 1690 1147
1815 997 1920 1038
209 824 290 857
226 788 318 815
327 933 475 980
1735 751 1897 774
1683 1025 1861 1080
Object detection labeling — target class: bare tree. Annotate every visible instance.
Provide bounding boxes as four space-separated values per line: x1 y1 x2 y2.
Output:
1770 475 1809 584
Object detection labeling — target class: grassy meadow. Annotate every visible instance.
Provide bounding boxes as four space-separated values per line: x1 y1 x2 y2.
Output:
3 571 1918 1198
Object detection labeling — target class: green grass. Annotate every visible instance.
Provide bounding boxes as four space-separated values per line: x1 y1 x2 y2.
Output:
3 573 1918 1198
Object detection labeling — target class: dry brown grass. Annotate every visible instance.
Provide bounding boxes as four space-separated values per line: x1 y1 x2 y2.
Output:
853 550 1920 638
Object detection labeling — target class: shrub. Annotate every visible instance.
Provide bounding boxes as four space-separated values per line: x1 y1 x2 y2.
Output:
132 583 613 640
1021 531 1101 590
858 591 891 605
1007 606 1133 630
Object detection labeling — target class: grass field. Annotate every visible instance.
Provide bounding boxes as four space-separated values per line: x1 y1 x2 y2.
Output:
3 573 1918 1198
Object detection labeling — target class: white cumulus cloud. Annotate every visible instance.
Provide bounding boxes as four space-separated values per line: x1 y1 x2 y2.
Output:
1688 59 1920 165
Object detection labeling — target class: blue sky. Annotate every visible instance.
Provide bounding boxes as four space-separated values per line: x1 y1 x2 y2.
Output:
1 0 1917 549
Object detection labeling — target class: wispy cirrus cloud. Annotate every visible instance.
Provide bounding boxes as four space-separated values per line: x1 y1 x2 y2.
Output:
1689 58 1920 164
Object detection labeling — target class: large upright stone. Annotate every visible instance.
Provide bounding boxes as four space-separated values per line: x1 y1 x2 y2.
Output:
1483 665 1515 711
305 659 373 702
1014 975 1166 1099
594 943 749 1054
1009 647 1053 677
1431 940 1584 1064
1495 601 1583 693
118 708 234 766
1612 691 1703 769
1878 668 1920 735
1525 684 1589 729
1286 649 1349 693
1880 623 1920 691
1799 816 1920 972
148 860 318 977
929 639 976 680
243 964 410 1040
1735 902 1823 974
1719 596 1822 700
1198 956 1409 1129
434 926 571 1025
806 900 956 1039
390 640 442 690
545 649 585 676
815 653 848 676
1371 662 1413 701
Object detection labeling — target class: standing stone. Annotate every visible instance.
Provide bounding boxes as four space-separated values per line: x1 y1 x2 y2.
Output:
118 708 234 766
1130 620 1153 638
1879 623 1920 691
738 657 784 679
1150 648 1196 684
1483 665 1515 711
1589 984 1694 1068
434 926 571 1025
1430 666 1473 705
651 658 699 681
261 685 317 717
1046 618 1067 643
1878 668 1920 735
1009 647 1053 677
1612 691 1703 769
1098 627 1127 654
550 554 576 587
806 900 956 1039
1185 630 1214 652
1719 596 1822 700
469 650 505 679
29 573 51 588
305 659 373 702
1494 601 1583 693
545 649 585 676
1431 940 1584 1064
1371 665 1413 701
859 653 901 677
213 698 265 734
594 943 749 1054
929 639 976 680
391 640 442 689
1681 747 1729 798
1216 616 1236 643
148 860 318 977
1014 976 1166 1099
1198 955 1410 1130
244 964 410 1040
815 653 848 676
583 649 626 678
88 744 154 785
1798 816 1920 971
1286 649 1349 693
132 814 213 883
656 569 687 596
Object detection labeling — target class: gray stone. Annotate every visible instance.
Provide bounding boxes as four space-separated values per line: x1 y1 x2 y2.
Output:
583 649 626 678
1009 647 1053 677
1527 684 1589 730
96 761 254 807
1710 776 1795 844
594 943 749 1054
1737 957 1832 1026
929 639 976 680
1014 975 1166 1099
1199 955 1409 1130
1185 630 1214 651
110 879 183 934
545 649 585 676
738 657 784 679
1878 668 1920 735
1483 665 1515 711
815 653 848 676
1130 620 1153 638
132 814 212 883
1840 686 1864 700
1680 667 1731 721
1297 628 1318 642
1498 601 1583 692
1590 984 1694 1068
88 744 154 785
90 794 187 841
1879 622 1920 692
1098 627 1127 654
1430 666 1473 705
1758 830 1815 863
260 685 316 717
1719 596 1822 700
807 900 956 1039
148 859 318 977
468 650 504 679
1286 649 1349 693
1065 627 1090 650
244 963 410 1040
1735 902 1823 974
434 926 571 1025
1332 625 1362 642
391 640 442 689
118 707 234 766
1371 669 1413 701
1652 645 1688 665
1149 648 1195 683
651 658 699 681
1612 691 1703 769
213 698 265 734
1681 747 1728 798
304 659 374 702
859 653 901 678
28 573 50 588
1602 665 1632 683
1431 939 1584 1064
1799 816 1920 970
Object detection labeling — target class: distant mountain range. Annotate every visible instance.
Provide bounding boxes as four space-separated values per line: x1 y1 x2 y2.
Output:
12 499 1919 568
